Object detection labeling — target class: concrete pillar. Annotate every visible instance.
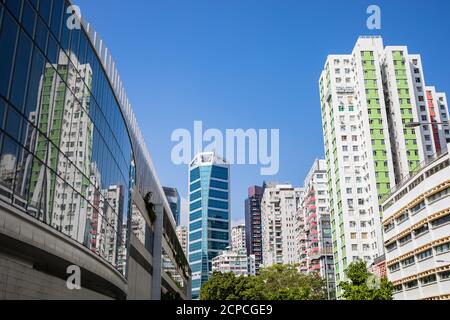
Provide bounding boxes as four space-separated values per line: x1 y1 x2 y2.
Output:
151 204 163 300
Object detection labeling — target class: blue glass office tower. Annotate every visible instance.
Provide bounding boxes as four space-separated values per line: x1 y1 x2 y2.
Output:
188 152 230 299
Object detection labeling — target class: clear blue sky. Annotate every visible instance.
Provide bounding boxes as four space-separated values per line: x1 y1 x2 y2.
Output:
74 0 450 226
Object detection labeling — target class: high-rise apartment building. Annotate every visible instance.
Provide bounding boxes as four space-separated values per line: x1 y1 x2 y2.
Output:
245 185 263 271
164 186 181 226
231 224 246 252
176 225 189 255
297 159 336 299
188 152 230 299
319 36 450 296
261 183 303 266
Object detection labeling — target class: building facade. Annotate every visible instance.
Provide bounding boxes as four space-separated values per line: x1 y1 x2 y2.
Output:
188 152 230 299
231 224 246 252
176 225 188 255
244 185 263 272
261 183 303 266
382 143 450 300
0 0 190 300
163 186 180 226
211 248 255 277
297 159 336 299
319 36 450 296
368 254 387 279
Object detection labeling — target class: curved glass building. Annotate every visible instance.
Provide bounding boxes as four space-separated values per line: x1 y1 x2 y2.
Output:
188 152 230 299
0 0 190 299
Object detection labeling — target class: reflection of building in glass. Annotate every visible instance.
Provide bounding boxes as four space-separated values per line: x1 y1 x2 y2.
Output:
25 52 95 247
163 186 180 226
117 223 128 275
0 154 16 188
188 152 230 299
97 185 123 266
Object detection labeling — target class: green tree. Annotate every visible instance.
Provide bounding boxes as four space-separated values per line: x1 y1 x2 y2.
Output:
257 264 327 300
200 271 249 300
200 264 327 300
339 260 394 300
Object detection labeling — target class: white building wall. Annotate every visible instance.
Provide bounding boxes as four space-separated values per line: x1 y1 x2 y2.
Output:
382 143 450 300
261 184 302 267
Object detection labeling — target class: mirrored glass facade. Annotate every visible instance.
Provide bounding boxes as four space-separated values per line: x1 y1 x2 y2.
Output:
0 0 133 273
0 0 191 300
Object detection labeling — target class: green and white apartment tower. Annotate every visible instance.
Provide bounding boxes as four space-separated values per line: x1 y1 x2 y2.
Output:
188 152 230 299
319 36 450 297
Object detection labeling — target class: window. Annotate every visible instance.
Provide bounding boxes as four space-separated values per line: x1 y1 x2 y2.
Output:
388 262 400 273
435 242 450 255
413 224 429 237
399 233 412 245
410 201 425 214
420 274 437 286
396 211 409 224
430 214 450 228
384 222 394 233
401 256 415 267
439 270 450 281
416 249 432 261
427 187 450 203
405 280 418 290
394 284 403 293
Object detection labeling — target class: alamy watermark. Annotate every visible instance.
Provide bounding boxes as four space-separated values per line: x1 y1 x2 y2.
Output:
66 265 81 290
366 5 381 30
171 121 280 175
67 5 82 30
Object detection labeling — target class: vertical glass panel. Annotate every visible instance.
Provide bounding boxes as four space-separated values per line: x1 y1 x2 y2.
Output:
21 0 36 37
34 16 48 53
46 33 58 64
5 0 22 20
59 4 70 53
26 153 43 217
10 30 32 112
29 0 38 10
69 28 80 68
38 0 52 26
24 48 45 121
77 32 87 66
0 97 6 130
0 10 18 98
4 105 23 141
50 0 63 40
13 145 32 209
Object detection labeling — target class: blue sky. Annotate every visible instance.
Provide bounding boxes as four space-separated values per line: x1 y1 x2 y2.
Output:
74 0 450 226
